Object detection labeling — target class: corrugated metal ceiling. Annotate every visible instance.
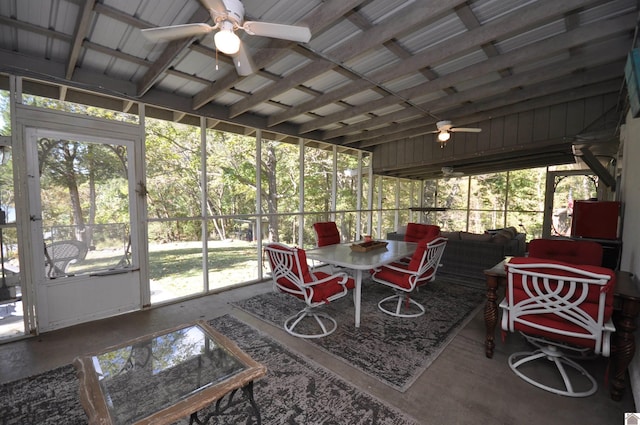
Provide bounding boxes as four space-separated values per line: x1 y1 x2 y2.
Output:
0 0 636 179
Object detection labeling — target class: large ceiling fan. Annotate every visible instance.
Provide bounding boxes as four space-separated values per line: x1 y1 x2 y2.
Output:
429 120 481 147
141 0 311 76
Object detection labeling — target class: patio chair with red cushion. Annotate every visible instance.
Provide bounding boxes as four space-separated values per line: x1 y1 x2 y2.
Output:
403 223 441 243
370 235 447 317
500 256 616 397
264 242 355 338
312 221 341 247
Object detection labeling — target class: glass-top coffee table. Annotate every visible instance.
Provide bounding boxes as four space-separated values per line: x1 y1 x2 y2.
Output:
73 320 267 425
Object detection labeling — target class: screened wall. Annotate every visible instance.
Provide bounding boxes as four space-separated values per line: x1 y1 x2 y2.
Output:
0 89 573 328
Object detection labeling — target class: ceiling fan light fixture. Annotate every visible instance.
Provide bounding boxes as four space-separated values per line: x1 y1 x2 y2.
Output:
214 22 240 55
438 131 451 142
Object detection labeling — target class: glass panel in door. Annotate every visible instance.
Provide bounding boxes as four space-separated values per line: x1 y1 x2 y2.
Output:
546 172 598 237
37 137 132 278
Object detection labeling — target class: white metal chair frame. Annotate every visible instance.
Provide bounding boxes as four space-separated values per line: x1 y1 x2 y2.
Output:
265 243 352 339
44 240 88 278
371 236 447 318
500 261 615 397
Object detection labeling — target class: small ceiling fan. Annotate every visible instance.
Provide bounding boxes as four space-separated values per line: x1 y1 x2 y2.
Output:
440 166 465 178
140 0 311 76
430 120 481 147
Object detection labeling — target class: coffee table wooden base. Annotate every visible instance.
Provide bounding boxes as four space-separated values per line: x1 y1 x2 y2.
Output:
190 381 261 425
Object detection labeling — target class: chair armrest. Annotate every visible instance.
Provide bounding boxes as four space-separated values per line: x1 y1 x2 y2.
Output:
379 262 411 274
305 271 350 287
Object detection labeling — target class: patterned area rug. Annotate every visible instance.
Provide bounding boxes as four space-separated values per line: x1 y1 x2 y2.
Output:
233 278 486 392
0 315 419 425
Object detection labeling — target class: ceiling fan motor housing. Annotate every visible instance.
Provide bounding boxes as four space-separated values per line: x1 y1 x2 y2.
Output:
213 0 244 26
436 120 453 131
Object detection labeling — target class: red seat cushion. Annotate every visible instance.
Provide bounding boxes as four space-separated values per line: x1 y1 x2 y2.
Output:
372 262 414 290
528 239 603 266
404 223 440 243
313 222 341 246
306 271 355 302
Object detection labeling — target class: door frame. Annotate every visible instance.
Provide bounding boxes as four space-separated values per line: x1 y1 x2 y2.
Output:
14 104 146 333
542 169 597 239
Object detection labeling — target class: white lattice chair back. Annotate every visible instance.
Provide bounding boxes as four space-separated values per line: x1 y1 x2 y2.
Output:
264 243 308 301
412 236 448 289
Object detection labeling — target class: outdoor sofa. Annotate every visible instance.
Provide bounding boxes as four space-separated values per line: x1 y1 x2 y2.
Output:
387 226 526 280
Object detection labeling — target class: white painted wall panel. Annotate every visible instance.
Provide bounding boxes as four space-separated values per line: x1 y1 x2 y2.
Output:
620 111 640 409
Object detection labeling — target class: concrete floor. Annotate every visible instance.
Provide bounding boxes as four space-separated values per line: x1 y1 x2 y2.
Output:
0 280 635 424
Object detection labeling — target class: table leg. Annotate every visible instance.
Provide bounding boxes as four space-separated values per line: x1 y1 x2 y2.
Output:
241 381 261 425
484 274 500 358
189 381 261 425
354 270 362 328
610 297 640 401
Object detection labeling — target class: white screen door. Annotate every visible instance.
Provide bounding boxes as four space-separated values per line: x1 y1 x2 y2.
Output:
543 170 598 238
25 125 141 332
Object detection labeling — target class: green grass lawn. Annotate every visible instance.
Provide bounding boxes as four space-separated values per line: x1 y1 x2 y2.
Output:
148 240 263 302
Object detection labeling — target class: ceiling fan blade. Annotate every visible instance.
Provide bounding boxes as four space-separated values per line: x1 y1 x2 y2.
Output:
141 23 214 42
450 127 482 133
230 42 256 76
242 21 311 43
199 0 227 16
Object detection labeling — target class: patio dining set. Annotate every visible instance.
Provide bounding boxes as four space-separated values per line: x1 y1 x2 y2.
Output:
264 222 626 399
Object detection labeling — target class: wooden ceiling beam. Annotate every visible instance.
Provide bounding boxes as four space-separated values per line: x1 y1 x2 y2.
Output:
65 0 97 83
0 15 71 42
93 3 154 29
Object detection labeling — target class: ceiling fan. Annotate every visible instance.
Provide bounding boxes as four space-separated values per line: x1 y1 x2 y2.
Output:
440 166 465 178
430 120 481 147
140 0 312 76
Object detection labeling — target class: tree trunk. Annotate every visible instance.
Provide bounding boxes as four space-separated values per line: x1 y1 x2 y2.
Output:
264 144 279 242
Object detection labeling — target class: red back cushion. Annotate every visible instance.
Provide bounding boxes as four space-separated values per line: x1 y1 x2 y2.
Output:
404 223 440 243
313 222 341 247
528 239 603 266
408 235 441 272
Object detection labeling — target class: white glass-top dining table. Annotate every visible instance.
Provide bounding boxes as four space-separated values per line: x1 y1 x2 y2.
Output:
305 240 418 328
